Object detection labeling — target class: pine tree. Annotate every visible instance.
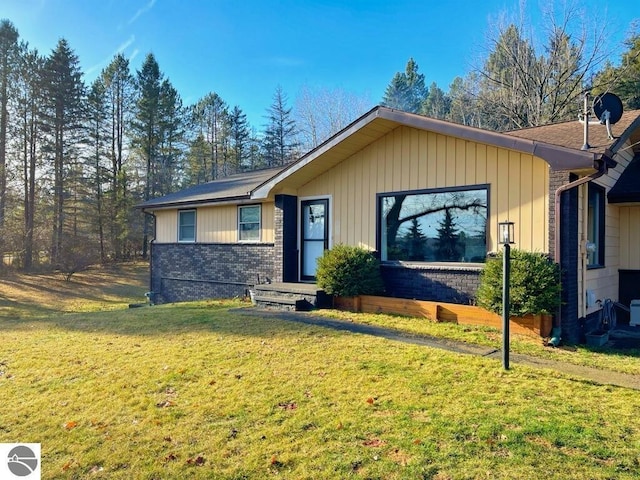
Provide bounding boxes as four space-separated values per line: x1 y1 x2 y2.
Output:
478 24 537 131
381 58 428 113
156 79 184 196
447 75 483 127
41 38 86 266
132 53 162 202
435 209 460 261
228 105 249 172
191 92 228 181
404 218 427 261
594 33 640 109
14 46 44 270
131 53 162 258
0 20 20 256
422 81 450 119
86 78 108 262
263 86 298 167
100 54 134 260
183 133 208 186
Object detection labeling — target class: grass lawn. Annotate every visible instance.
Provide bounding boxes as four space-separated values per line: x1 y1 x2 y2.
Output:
1 266 639 479
313 310 640 376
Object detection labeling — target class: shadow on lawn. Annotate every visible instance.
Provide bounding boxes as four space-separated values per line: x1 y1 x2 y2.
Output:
0 264 149 319
6 300 639 364
1 301 327 340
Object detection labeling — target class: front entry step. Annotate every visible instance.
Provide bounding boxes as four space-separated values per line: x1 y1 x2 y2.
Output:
252 295 313 311
251 283 331 311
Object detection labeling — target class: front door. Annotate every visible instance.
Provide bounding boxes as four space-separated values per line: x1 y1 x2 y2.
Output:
300 198 329 281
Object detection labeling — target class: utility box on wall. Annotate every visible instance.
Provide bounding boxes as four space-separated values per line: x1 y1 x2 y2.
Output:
631 300 640 326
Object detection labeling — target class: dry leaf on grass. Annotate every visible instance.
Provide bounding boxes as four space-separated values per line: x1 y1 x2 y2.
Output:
278 401 297 410
186 455 205 466
363 438 386 447
64 421 77 430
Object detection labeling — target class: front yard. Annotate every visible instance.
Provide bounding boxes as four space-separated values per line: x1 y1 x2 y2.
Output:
1 298 639 479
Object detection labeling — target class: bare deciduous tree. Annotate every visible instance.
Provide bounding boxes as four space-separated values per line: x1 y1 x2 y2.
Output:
294 85 370 150
471 1 610 130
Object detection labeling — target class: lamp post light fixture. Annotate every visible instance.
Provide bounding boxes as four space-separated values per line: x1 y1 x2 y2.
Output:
498 221 515 370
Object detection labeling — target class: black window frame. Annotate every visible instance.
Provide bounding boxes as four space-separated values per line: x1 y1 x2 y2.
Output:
376 184 489 264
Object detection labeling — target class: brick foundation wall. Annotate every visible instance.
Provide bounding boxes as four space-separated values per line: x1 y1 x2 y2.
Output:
150 243 275 303
381 263 482 304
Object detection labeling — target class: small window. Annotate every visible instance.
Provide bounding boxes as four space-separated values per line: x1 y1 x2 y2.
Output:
238 205 261 242
587 184 605 268
178 210 196 242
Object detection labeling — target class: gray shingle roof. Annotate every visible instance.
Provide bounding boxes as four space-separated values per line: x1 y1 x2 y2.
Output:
137 167 283 210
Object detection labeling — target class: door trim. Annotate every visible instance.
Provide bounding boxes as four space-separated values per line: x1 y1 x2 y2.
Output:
299 196 331 281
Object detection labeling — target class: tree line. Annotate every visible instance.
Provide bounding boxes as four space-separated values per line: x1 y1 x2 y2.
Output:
0 4 638 272
382 9 640 131
0 20 342 271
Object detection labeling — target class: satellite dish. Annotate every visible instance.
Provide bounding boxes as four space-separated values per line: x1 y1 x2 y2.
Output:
593 92 623 124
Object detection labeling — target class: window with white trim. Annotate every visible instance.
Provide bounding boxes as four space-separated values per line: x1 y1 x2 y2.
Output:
587 183 605 268
238 205 261 242
378 186 488 263
178 209 196 242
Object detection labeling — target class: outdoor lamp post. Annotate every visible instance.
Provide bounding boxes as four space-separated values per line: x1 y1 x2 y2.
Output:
498 221 515 370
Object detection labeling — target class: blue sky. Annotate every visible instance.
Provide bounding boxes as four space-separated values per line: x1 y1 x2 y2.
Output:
3 0 637 128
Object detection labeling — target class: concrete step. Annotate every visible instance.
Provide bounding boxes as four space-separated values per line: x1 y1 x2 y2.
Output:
251 282 331 310
252 294 313 312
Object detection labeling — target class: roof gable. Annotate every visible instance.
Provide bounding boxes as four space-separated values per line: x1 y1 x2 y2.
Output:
139 106 640 209
253 106 625 199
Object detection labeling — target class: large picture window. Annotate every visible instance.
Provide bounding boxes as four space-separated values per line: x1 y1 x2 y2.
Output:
178 209 196 242
587 183 605 268
378 186 488 263
238 205 261 242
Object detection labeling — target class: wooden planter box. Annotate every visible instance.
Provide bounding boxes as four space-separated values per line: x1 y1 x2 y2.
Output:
334 295 552 338
333 296 361 312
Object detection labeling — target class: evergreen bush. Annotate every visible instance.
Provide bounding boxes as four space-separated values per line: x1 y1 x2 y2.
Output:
316 245 384 297
476 249 561 316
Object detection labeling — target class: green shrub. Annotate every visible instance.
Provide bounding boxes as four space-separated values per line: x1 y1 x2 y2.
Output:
476 249 561 316
316 245 384 297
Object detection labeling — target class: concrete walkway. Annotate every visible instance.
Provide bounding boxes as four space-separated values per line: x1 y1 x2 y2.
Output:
236 308 640 391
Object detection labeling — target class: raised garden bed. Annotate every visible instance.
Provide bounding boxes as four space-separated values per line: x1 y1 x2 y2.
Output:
334 295 552 338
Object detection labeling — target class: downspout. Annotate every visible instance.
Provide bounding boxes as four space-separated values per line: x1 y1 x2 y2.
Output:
549 155 612 346
143 210 157 304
